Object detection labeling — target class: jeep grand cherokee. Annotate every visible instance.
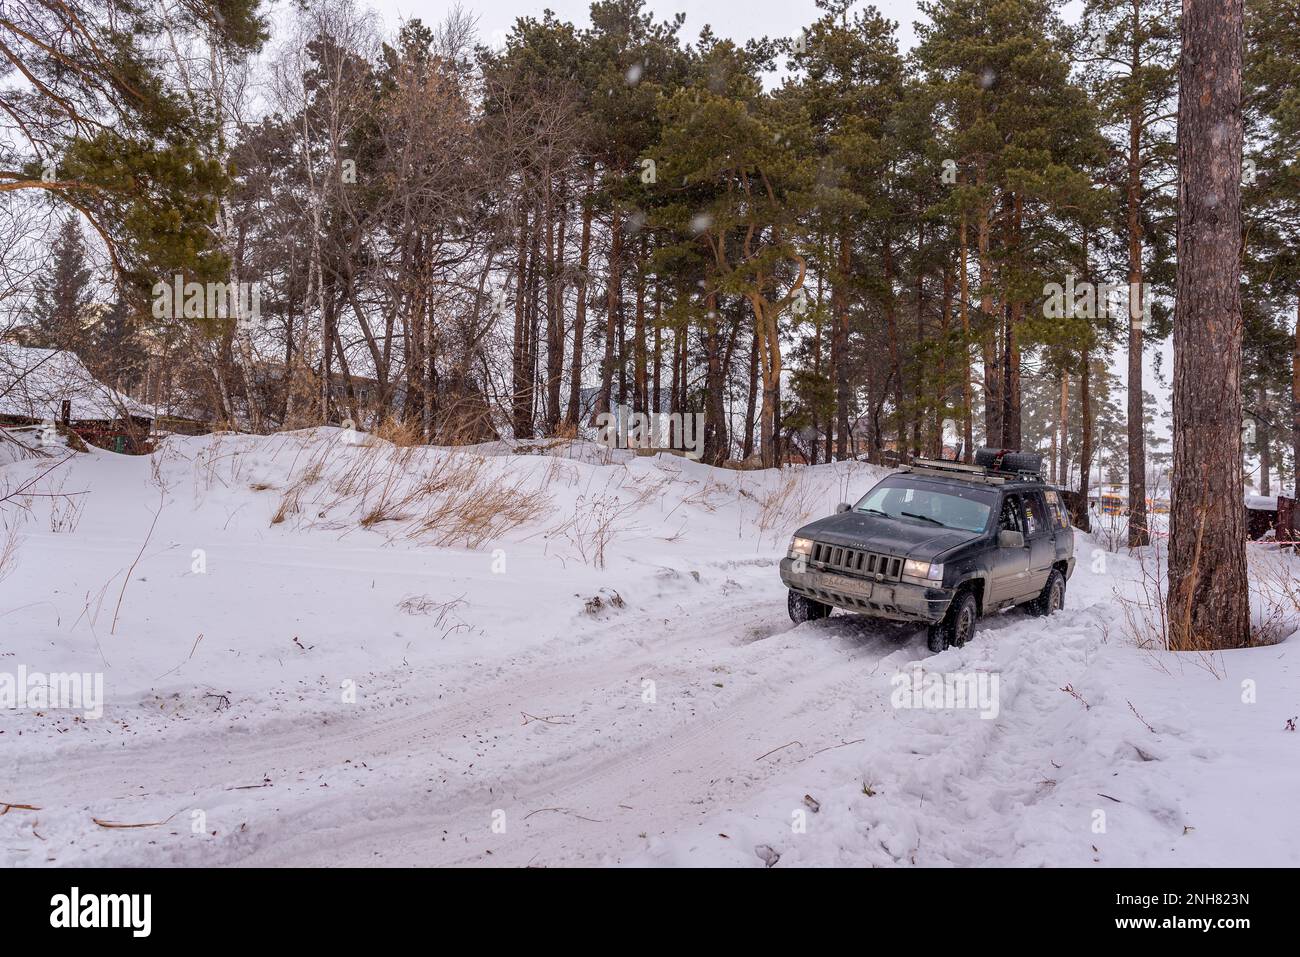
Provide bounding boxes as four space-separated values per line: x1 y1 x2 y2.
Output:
780 449 1075 653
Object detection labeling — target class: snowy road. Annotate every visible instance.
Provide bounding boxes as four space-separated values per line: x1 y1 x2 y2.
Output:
10 563 915 866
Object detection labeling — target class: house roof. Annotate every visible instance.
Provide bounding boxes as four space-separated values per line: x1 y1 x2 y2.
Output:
0 344 152 422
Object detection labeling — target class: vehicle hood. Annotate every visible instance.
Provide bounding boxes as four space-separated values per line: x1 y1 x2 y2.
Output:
794 511 981 561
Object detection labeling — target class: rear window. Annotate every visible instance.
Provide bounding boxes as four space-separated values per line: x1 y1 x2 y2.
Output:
1045 490 1070 529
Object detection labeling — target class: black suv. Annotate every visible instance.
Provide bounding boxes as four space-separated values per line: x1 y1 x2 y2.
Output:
780 449 1075 653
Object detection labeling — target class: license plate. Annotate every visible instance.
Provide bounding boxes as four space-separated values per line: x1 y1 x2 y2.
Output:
820 573 872 598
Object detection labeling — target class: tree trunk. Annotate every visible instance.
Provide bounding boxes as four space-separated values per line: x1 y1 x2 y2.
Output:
834 227 851 461
1075 350 1093 532
977 192 1001 446
652 284 662 414
1000 194 1023 449
883 238 903 452
565 184 594 427
1057 372 1070 485
1292 293 1299 496
1166 0 1250 650
1258 389 1271 496
743 329 759 459
544 187 565 434
959 210 973 461
1126 66 1150 546
703 292 727 464
511 204 532 438
596 209 621 421
633 234 649 415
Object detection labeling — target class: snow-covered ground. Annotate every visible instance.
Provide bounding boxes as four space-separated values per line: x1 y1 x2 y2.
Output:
1 429 1297 867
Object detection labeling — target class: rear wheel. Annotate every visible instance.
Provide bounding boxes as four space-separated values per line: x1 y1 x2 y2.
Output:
1027 568 1066 617
788 590 831 624
927 590 977 653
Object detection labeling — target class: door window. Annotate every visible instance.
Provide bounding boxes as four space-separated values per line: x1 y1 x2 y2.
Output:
998 495 1025 534
1022 494 1047 537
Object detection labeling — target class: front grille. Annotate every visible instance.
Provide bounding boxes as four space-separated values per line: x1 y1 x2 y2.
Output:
811 542 902 580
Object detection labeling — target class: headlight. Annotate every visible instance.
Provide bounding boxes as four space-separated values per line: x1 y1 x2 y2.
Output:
903 559 944 583
789 536 813 559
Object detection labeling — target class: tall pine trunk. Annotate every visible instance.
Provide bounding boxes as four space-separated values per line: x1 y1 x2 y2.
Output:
959 210 974 461
565 188 593 427
1167 0 1250 650
1292 293 1299 496
596 209 622 421
1126 57 1150 546
834 227 851 461
1076 349 1093 533
977 191 1001 447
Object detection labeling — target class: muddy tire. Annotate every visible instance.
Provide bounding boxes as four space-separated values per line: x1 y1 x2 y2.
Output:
927 589 978 653
788 590 831 624
1027 568 1066 617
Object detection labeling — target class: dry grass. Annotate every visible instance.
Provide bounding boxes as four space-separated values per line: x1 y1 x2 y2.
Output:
372 416 426 448
0 517 19 585
1114 539 1171 654
1248 548 1300 646
752 472 821 541
554 493 637 569
47 490 84 533
407 457 550 548
262 435 554 548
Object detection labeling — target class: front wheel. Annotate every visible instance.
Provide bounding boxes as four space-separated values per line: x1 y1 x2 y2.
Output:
788 590 831 624
927 590 978 653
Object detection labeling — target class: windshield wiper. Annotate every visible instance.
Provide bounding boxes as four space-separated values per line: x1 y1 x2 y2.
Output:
859 507 889 516
900 511 946 527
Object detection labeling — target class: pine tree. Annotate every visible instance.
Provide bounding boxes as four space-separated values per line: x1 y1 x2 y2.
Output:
1244 0 1300 495
785 0 904 460
1080 0 1179 546
651 34 811 466
916 0 1105 451
28 217 94 352
90 296 147 394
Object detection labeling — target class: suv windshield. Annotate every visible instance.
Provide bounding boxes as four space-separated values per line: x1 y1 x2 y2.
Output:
854 477 995 533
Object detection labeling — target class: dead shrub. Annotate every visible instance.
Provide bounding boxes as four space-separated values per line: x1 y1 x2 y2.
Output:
373 416 425 448
558 493 636 569
0 517 19 585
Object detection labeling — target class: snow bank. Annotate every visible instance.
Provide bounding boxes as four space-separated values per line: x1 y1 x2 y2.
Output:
1 430 1297 867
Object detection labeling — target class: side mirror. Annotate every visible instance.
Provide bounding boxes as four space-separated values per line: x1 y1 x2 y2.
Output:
836 502 852 514
998 529 1025 549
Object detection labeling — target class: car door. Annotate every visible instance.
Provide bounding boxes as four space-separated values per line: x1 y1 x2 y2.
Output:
1020 491 1056 599
989 494 1031 604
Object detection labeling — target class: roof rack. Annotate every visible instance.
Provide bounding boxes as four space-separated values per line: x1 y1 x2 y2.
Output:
899 457 1044 486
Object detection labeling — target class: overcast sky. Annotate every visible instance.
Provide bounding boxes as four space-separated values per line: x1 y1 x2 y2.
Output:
362 0 927 53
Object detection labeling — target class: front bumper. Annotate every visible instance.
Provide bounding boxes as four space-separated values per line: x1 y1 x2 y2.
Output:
780 557 955 623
